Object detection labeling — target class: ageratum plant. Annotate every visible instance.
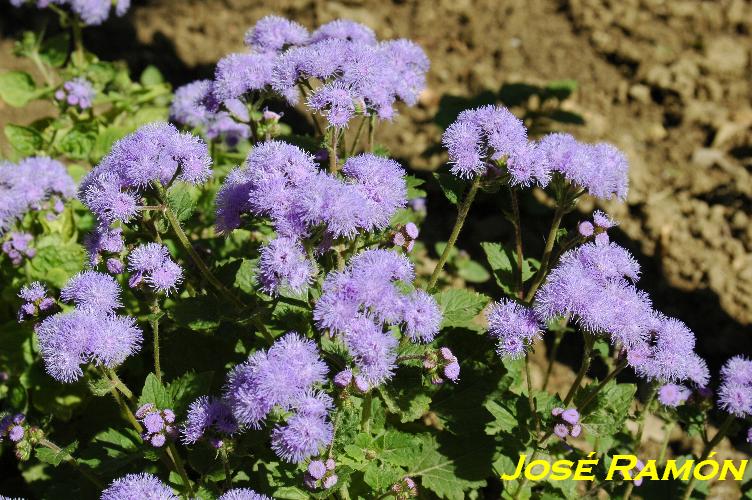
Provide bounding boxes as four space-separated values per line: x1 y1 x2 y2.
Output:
0 7 749 500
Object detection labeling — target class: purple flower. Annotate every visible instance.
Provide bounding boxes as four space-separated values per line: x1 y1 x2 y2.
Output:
380 39 429 106
60 271 122 312
101 473 178 500
181 396 238 444
333 369 353 387
257 236 316 296
218 489 271 500
578 221 594 237
343 316 399 388
719 356 752 417
244 15 309 53
0 156 75 233
127 243 183 295
342 154 407 231
18 281 53 321
486 299 542 359
658 384 691 407
106 258 125 274
444 361 460 382
308 460 327 480
213 52 275 101
80 174 140 225
402 290 442 343
310 20 377 45
271 413 333 463
206 112 251 147
553 423 569 438
561 408 579 425
593 210 616 229
136 405 177 448
85 226 124 265
170 80 214 128
19 281 47 303
56 78 95 109
308 81 358 128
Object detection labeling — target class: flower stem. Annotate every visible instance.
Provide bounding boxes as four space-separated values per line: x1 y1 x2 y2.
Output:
634 383 658 448
39 438 104 489
360 392 373 434
427 175 481 290
167 441 194 497
524 202 566 303
105 368 134 402
150 297 162 384
524 354 540 435
367 114 376 152
577 358 628 412
681 413 735 500
562 332 594 406
509 187 524 299
657 421 675 464
71 18 85 68
329 129 339 173
348 116 368 156
542 330 564 391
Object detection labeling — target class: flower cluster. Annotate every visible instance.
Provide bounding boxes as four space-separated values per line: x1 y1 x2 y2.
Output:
315 249 442 388
718 356 752 417
392 222 419 252
391 477 418 499
9 0 131 26
218 489 271 500
423 347 460 384
135 404 176 448
55 78 95 110
304 458 338 490
536 241 708 386
17 281 55 321
80 122 211 227
35 271 142 382
216 141 407 295
0 156 75 234
127 243 183 295
551 407 582 439
442 105 629 200
223 333 332 463
85 226 124 267
2 232 35 266
100 473 178 500
577 209 616 246
0 413 26 445
657 383 691 407
181 396 238 448
486 299 543 359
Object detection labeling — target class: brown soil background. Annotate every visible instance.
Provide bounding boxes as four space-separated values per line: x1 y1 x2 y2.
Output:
2 0 752 496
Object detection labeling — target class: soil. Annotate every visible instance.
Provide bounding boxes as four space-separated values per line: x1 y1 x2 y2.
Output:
2 0 752 494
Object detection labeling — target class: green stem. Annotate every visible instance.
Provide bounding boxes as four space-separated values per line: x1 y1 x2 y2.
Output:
348 116 368 156
109 384 142 433
634 384 658 449
105 368 134 402
167 441 194 497
367 114 376 152
427 176 481 290
360 392 373 434
562 333 594 406
150 297 162 384
681 414 735 500
220 449 232 491
577 358 628 412
329 129 339 173
509 187 524 298
524 202 566 303
524 354 540 436
71 19 84 68
39 438 104 489
657 421 675 465
542 330 564 391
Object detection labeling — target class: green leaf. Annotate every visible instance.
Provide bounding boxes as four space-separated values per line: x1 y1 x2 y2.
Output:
456 258 491 283
5 124 43 155
168 295 223 331
138 373 172 409
57 124 97 160
433 172 465 205
273 487 310 500
79 427 142 475
167 183 198 222
35 441 78 467
406 175 427 199
577 381 636 437
87 376 116 397
39 33 70 68
167 371 213 415
140 65 165 86
481 242 537 294
0 71 37 107
411 434 489 500
28 236 86 288
91 125 130 163
364 461 404 491
233 258 258 295
433 289 490 330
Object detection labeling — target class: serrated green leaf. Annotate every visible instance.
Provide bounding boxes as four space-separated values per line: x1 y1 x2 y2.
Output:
5 124 43 155
364 461 404 491
57 124 97 160
433 289 489 330
0 71 37 107
168 371 213 415
577 381 635 437
28 235 86 287
35 441 78 467
138 373 172 409
456 258 491 283
88 376 115 397
167 183 198 222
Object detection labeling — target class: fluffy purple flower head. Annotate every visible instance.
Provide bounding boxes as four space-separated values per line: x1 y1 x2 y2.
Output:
170 80 213 128
85 226 124 265
486 299 542 359
720 356 752 386
444 361 460 382
60 270 122 312
553 423 569 439
257 236 316 296
127 243 183 295
561 408 579 425
181 396 238 444
218 489 271 500
537 133 629 200
19 281 47 303
213 52 275 101
380 39 429 106
718 356 752 417
593 210 616 229
342 154 408 231
308 460 328 480
401 289 442 343
271 413 333 464
310 20 377 45
333 369 353 388
18 281 53 321
343 316 398 388
658 384 691 407
245 15 309 53
308 81 358 128
101 473 178 500
1 156 75 234
56 77 95 109
206 112 251 147
578 221 594 237
36 309 142 382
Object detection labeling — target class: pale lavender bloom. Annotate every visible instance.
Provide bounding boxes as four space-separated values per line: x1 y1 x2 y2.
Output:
553 423 569 438
323 475 338 489
106 258 124 274
213 52 275 101
380 39 429 106
128 243 183 295
342 154 407 231
218 489 271 500
658 384 691 407
405 222 419 239
561 409 579 425
333 369 353 387
0 156 75 234
170 80 213 128
308 82 358 128
309 460 327 479
101 473 178 500
257 236 316 296
36 310 141 382
595 233 610 246
310 20 377 45
343 316 398 388
2 232 35 265
578 221 594 237
720 356 752 386
271 413 333 463
206 112 251 147
56 78 95 109
444 361 460 382
17 281 52 321
592 210 616 229
137 405 176 448
85 226 124 265
80 174 140 225
19 281 47 303
401 290 442 343
719 356 752 417
245 15 309 53
293 390 333 418
487 299 542 359
61 270 122 312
